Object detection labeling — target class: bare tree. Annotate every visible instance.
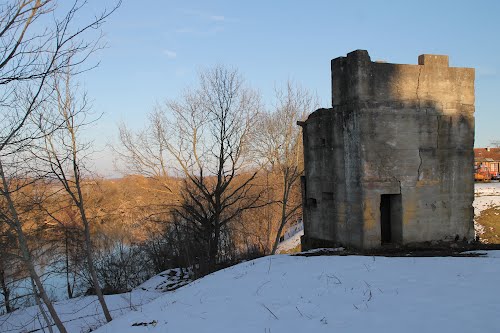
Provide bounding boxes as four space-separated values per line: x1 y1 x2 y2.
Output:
0 158 68 332
0 1 120 330
254 81 318 254
118 66 264 272
0 225 18 314
30 276 54 333
38 70 112 321
1 0 121 153
41 203 84 300
490 140 500 148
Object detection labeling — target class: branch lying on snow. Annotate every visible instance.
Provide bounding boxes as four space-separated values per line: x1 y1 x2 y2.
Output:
261 303 279 320
131 320 157 327
295 306 312 319
326 274 342 285
255 280 270 295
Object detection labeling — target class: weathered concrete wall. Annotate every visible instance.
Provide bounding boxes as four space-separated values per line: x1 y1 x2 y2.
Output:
301 50 475 249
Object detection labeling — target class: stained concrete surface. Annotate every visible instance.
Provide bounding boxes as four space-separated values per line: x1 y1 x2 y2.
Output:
301 50 475 249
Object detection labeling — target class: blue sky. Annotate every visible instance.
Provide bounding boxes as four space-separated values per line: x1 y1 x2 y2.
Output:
79 0 500 176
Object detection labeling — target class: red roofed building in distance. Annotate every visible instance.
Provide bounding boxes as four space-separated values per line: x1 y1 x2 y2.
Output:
474 148 500 181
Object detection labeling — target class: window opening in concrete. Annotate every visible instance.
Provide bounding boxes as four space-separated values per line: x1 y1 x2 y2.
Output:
380 194 402 244
307 198 317 208
322 192 334 200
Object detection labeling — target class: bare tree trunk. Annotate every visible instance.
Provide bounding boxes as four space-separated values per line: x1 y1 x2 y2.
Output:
209 220 220 272
64 228 73 299
10 212 67 333
265 171 272 254
271 205 288 255
270 196 301 254
271 177 291 255
0 263 11 313
31 278 54 333
75 188 112 322
73 142 112 322
41 69 113 322
0 161 67 333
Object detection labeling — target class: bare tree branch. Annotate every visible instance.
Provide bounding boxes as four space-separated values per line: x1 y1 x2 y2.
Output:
252 80 319 254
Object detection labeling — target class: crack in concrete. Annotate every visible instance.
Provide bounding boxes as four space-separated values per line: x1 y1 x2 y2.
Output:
417 148 423 180
436 115 440 149
416 66 422 110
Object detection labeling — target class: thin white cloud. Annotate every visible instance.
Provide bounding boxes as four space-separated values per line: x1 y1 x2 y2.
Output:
210 15 225 22
174 27 224 36
173 10 236 36
175 27 195 33
180 9 234 22
162 49 177 59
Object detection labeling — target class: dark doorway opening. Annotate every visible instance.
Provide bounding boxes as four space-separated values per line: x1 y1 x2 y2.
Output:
380 194 402 244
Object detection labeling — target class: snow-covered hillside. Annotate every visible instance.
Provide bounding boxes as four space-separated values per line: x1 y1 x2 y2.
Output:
91 253 500 333
0 269 191 333
4 253 500 333
276 220 303 253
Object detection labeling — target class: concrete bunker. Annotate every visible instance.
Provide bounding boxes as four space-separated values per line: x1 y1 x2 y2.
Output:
299 50 475 250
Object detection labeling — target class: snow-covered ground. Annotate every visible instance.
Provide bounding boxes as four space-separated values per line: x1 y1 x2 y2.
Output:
474 182 500 214
0 269 191 333
91 253 500 333
474 182 500 236
276 223 304 254
276 229 303 253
